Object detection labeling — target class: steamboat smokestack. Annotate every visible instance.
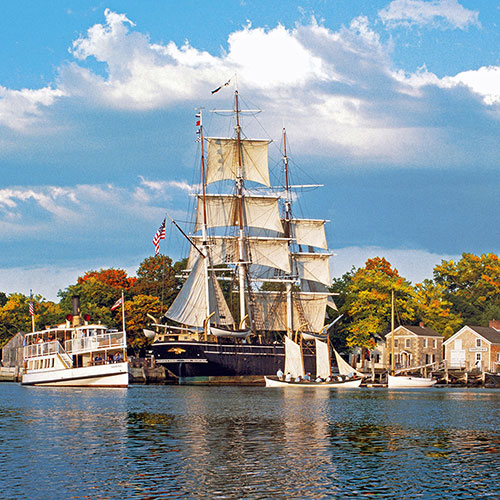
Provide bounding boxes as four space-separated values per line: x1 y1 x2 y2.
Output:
71 295 81 327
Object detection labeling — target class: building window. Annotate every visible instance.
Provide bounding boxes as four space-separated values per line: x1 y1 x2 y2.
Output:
423 338 428 348
394 339 398 348
476 338 481 347
405 338 411 348
433 339 437 349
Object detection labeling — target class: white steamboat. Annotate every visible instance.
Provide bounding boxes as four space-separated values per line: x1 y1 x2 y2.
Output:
22 296 128 387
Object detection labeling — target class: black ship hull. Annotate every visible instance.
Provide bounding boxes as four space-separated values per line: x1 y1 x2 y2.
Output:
149 341 316 385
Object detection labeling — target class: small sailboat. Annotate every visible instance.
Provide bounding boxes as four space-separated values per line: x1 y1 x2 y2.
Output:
265 336 362 388
387 290 436 388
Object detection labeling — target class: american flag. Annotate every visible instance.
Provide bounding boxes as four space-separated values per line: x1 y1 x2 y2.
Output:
29 291 34 316
110 296 123 311
152 218 166 255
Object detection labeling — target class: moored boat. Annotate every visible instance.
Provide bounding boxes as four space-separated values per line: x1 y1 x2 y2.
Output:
22 295 128 387
387 374 437 388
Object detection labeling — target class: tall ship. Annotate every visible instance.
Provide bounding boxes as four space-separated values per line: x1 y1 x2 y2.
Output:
148 89 337 385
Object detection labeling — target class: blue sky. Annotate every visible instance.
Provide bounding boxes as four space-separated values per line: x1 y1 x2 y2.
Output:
0 0 498 300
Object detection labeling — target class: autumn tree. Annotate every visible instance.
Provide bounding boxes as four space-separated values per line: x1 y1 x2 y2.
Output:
433 253 500 325
122 294 162 353
410 279 463 338
79 268 137 290
342 257 415 349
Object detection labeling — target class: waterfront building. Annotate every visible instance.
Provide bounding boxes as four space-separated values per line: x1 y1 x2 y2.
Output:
384 324 444 369
444 320 500 372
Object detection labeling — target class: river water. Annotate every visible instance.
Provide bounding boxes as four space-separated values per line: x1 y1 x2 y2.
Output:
0 384 498 499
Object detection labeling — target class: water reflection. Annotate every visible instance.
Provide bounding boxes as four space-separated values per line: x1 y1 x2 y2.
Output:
0 384 498 499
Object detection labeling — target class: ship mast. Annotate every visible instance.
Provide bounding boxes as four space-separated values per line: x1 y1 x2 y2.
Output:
283 127 293 336
198 110 212 320
235 90 248 328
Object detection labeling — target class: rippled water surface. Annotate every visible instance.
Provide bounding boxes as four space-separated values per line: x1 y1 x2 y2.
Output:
0 384 498 499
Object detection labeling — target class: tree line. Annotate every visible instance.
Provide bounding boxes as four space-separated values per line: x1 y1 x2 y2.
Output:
0 252 498 353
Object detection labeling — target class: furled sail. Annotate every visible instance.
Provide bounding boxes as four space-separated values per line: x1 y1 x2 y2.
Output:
292 252 331 286
252 291 329 333
206 138 270 186
195 195 284 233
166 256 234 327
315 339 331 378
284 336 305 378
288 219 328 249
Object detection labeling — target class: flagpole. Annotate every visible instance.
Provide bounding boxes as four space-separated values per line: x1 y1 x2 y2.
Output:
30 289 35 333
121 290 126 334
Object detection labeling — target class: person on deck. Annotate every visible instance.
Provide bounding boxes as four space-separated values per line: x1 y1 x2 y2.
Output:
113 352 123 363
276 368 284 380
303 372 311 382
285 372 292 382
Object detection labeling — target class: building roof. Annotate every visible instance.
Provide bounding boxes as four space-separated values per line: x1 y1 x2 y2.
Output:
468 326 500 344
386 325 442 338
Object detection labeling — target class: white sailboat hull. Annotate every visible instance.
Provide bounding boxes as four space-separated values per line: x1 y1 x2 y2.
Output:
22 362 129 387
387 374 436 388
265 376 362 388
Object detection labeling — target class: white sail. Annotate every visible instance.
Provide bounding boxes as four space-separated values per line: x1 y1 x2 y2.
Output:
206 138 270 186
187 236 290 273
252 292 329 333
195 195 284 233
289 219 328 249
292 252 331 286
248 238 291 273
284 336 305 378
333 348 364 377
166 256 234 328
315 339 331 378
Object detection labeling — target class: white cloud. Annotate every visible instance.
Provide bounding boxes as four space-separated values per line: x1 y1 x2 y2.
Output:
0 9 497 167
442 66 500 105
331 246 459 284
0 262 139 302
379 0 480 30
0 178 193 240
0 86 64 131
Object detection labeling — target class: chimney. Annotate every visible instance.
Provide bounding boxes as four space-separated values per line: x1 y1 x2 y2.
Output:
489 319 500 331
71 295 81 327
419 321 425 328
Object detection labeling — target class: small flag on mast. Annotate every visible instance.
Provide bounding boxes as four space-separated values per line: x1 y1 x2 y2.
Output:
195 112 202 142
110 296 123 311
152 218 166 255
211 79 231 94
29 291 34 316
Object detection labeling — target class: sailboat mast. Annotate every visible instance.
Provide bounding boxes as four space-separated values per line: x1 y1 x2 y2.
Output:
198 110 212 320
235 90 247 328
283 128 293 335
391 289 395 376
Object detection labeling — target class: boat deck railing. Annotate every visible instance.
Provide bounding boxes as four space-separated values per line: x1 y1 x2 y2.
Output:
65 331 126 355
24 340 67 359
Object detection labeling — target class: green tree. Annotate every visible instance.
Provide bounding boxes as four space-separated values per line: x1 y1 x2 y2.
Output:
58 278 120 328
0 293 63 347
434 253 500 325
132 255 183 309
342 257 414 349
328 269 355 351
